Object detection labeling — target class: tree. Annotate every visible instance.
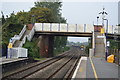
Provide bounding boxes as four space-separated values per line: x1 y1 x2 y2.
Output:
34 1 67 51
29 7 53 23
34 1 66 23
1 11 6 24
1 1 67 57
16 11 29 24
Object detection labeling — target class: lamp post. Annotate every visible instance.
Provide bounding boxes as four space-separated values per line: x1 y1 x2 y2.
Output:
99 7 108 27
32 15 35 25
104 18 108 60
97 16 99 32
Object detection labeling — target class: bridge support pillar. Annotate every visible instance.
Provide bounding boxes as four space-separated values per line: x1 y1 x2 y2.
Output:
40 35 54 57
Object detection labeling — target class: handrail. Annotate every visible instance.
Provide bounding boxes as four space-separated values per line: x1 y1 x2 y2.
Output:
18 26 35 47
27 26 35 41
11 25 26 45
18 35 27 47
19 25 26 39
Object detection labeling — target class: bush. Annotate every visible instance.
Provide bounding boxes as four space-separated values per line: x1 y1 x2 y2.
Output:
23 40 40 58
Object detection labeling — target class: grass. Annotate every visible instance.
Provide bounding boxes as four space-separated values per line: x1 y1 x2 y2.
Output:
34 58 46 61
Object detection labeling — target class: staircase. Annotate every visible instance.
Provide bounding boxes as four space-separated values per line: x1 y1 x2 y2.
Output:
13 30 31 47
20 30 31 41
7 25 35 58
94 32 105 57
13 40 22 47
12 25 35 47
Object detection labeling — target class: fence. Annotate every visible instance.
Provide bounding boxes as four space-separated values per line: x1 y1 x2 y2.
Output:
7 24 36 58
9 47 28 58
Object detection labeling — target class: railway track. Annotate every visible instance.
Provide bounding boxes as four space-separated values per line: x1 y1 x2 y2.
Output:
2 47 82 80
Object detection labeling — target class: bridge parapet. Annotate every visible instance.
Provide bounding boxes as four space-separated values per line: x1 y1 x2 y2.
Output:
34 23 94 33
105 25 119 34
34 23 119 35
113 26 119 34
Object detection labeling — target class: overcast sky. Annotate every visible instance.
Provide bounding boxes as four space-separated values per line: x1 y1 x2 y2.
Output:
1 0 119 43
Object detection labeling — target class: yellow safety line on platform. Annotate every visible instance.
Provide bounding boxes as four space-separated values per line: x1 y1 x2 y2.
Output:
79 67 83 72
90 57 98 80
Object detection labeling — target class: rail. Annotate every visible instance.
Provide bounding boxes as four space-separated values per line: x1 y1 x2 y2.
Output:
3 48 81 79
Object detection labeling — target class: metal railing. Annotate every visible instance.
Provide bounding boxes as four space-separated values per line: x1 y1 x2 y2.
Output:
11 25 26 45
18 35 27 47
27 26 35 41
11 47 28 58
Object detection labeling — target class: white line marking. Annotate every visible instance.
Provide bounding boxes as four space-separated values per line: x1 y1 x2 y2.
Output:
71 57 87 80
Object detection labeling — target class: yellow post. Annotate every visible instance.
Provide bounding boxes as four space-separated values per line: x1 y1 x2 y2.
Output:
100 28 105 34
8 43 13 58
8 43 13 48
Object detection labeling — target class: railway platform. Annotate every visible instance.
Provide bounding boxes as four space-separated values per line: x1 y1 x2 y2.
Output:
72 57 119 79
0 57 28 65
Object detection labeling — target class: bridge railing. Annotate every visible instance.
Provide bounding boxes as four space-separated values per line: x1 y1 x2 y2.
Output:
18 35 27 47
113 26 119 34
35 23 119 34
19 25 26 39
27 26 35 41
104 25 119 34
11 25 26 45
12 35 19 44
34 23 94 33
18 25 35 47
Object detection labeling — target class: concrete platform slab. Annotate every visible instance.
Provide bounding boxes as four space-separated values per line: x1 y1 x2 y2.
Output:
72 57 119 79
90 57 118 78
72 57 87 79
76 60 86 78
0 57 28 65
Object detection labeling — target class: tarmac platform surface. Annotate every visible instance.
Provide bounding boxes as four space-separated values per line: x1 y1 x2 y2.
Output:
72 57 119 79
